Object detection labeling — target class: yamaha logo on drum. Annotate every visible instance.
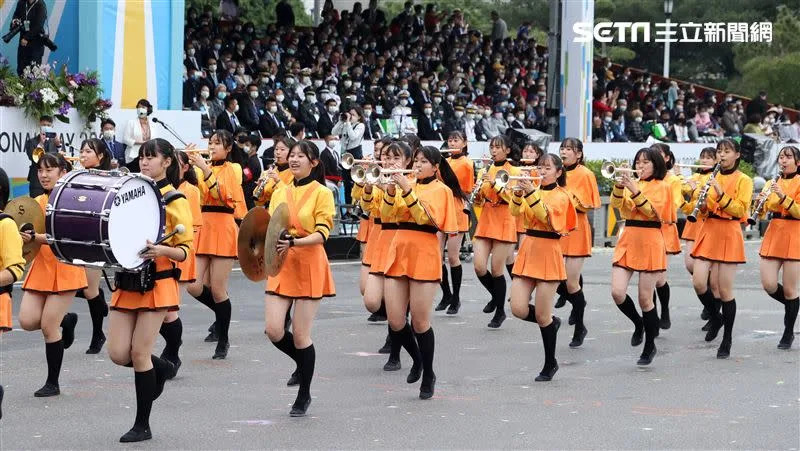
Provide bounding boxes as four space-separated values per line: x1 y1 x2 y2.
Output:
114 186 147 206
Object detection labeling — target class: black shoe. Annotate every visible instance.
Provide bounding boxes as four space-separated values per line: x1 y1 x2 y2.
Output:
535 362 559 382
701 320 711 331
367 312 387 322
377 335 391 354
778 331 795 350
34 382 60 397
406 363 422 383
419 375 436 400
287 369 299 386
716 340 731 359
383 358 401 371
212 341 229 359
61 313 78 350
637 346 657 366
160 354 181 380
204 324 218 343
289 397 311 417
705 320 722 342
487 312 506 328
554 295 567 309
482 300 495 314
569 326 587 348
568 308 576 326
631 327 643 347
153 360 175 401
86 332 106 354
446 298 460 315
119 426 152 443
701 307 710 321
435 296 450 311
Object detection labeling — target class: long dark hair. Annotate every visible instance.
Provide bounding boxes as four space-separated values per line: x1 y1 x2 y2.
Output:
80 138 112 170
779 145 800 166
560 137 584 164
521 142 544 164
415 146 467 202
716 138 741 170
293 140 326 185
489 135 520 162
650 142 674 170
210 129 237 162
400 134 421 153
539 153 567 187
177 151 199 186
139 138 181 187
0 167 9 210
633 147 667 180
384 141 414 169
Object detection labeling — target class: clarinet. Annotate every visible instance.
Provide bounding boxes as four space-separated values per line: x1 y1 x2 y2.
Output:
687 163 721 223
747 170 782 225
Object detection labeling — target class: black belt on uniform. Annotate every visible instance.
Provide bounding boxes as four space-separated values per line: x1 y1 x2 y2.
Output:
201 205 235 214
381 223 399 230
772 213 799 221
624 220 661 229
708 213 738 221
525 229 561 239
396 222 438 234
0 284 11 295
154 268 182 280
374 218 382 225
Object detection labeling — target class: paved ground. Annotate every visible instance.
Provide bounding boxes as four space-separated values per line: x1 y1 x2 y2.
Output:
0 241 798 449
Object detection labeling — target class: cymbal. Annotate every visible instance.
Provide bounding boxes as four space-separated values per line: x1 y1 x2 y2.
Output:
6 196 45 264
237 207 269 282
264 203 289 277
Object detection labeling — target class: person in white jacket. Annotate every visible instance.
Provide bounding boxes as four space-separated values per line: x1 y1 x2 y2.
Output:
332 106 367 209
391 90 417 137
122 99 156 173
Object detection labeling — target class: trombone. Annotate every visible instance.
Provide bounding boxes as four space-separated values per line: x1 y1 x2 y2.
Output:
600 160 639 182
494 170 543 189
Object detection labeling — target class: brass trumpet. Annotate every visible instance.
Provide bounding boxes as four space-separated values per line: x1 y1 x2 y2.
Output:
181 149 211 157
365 166 417 185
32 145 45 163
494 170 543 189
675 163 715 170
439 149 464 157
600 161 639 182
341 153 380 170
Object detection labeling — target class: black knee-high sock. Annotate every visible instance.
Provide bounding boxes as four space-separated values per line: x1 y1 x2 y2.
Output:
769 284 786 305
159 318 183 359
295 344 315 402
522 303 537 322
785 298 799 333
492 275 506 313
440 264 452 298
399 323 422 365
376 300 387 317
506 263 515 279
477 272 494 293
387 324 400 361
579 274 584 289
556 281 566 297
721 300 736 342
272 331 298 363
45 340 64 386
450 265 463 299
133 369 156 430
414 327 435 381
642 308 658 354
617 295 643 329
214 300 232 343
570 288 586 329
87 292 107 336
656 283 670 312
193 285 216 311
697 290 719 321
539 319 558 366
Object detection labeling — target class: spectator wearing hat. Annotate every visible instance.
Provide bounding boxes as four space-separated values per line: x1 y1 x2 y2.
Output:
418 102 442 140
300 88 322 138
392 90 416 136
318 98 340 139
464 106 480 142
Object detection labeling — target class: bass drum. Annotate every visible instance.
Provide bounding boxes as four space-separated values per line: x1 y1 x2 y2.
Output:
46 169 165 270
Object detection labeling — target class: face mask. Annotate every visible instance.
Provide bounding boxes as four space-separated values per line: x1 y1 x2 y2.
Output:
517 114 525 121
306 95 317 103
285 78 295 86
234 105 239 113
242 145 251 153
217 92 227 100
619 106 627 111
287 48 296 55
209 64 217 72
326 140 338 149
237 68 245 75
344 80 352 88
494 113 503 119
399 99 408 106
200 90 210 99
386 85 395 92
634 117 642 123
446 95 455 102
188 49 195 56
433 97 442 104
214 43 222 50
483 110 491 118
237 44 245 51
328 106 338 114
250 91 259 99
506 115 515 122
348 96 356 101
676 106 683 112
275 94 284 102
41 125 54 134
246 59 254 65
354 82 362 89
424 108 432 115
455 111 464 119
137 107 148 117
269 106 278 113
102 130 114 140
604 117 612 123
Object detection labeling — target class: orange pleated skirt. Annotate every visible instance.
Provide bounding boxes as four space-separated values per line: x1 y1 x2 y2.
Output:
23 246 87 294
759 218 800 261
474 202 517 243
383 229 442 282
196 211 238 258
612 224 666 272
356 217 371 243
681 218 703 241
367 226 397 275
455 198 469 233
662 223 681 254
560 212 592 258
0 293 11 331
515 212 525 234
177 248 197 283
361 219 381 266
267 243 335 299
112 278 180 311
512 233 566 282
690 217 746 264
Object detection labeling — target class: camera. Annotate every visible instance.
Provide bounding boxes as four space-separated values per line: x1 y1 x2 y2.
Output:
45 132 56 139
1 23 21 44
2 23 57 51
340 112 349 121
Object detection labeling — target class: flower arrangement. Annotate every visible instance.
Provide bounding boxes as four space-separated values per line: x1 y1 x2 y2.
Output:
0 58 112 125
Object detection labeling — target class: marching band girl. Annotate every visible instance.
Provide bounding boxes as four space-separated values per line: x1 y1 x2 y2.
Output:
610 148 673 366
186 130 244 360
690 139 753 359
381 145 460 399
436 131 473 315
557 138 599 347
254 136 296 208
757 145 799 349
107 138 193 442
473 136 520 328
264 140 335 417
504 142 544 285
19 154 85 397
509 153 576 381
0 168 26 418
